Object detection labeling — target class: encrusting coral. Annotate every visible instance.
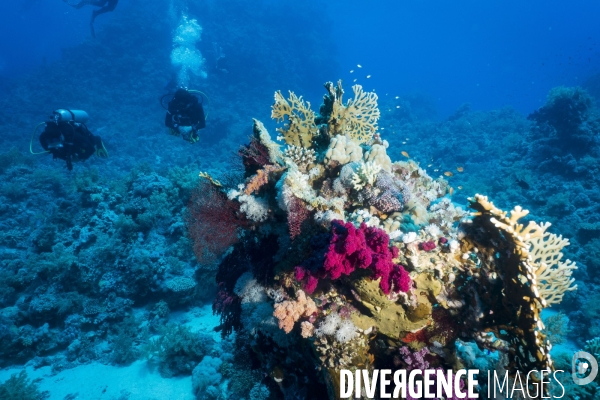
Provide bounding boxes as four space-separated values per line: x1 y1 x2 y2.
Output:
188 81 579 399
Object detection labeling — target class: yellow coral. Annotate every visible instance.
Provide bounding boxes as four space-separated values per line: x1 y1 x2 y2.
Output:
472 194 577 307
329 82 380 144
271 91 317 148
529 232 578 306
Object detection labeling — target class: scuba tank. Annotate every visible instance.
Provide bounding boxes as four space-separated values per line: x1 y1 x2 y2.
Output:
30 109 90 155
52 109 89 124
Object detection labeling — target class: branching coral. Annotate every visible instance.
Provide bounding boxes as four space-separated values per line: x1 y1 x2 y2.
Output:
468 194 577 375
351 161 381 190
327 81 380 144
271 91 317 147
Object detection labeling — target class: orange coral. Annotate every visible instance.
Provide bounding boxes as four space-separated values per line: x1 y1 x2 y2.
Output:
244 165 284 195
273 290 317 333
401 329 428 344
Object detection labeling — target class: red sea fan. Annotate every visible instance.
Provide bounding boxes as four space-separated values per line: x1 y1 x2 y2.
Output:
186 180 248 265
238 136 272 172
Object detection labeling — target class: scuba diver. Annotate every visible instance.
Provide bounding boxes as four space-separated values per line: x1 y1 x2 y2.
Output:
63 0 119 38
34 109 108 171
163 88 207 144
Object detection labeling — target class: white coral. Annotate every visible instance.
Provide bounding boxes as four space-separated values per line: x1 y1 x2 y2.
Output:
234 272 267 304
402 232 418 244
424 224 442 238
324 134 363 165
351 161 381 190
364 144 392 172
315 312 341 337
335 319 359 343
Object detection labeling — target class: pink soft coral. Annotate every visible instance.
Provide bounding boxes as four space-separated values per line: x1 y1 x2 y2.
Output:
273 290 317 333
297 221 411 295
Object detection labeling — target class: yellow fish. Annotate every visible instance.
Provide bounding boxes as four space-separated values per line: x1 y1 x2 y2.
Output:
457 166 464 172
401 151 409 158
449 187 454 196
444 171 454 177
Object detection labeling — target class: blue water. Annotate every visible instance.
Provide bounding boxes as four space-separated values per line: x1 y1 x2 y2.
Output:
0 0 598 398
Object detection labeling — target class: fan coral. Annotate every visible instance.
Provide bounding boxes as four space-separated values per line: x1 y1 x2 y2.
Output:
271 90 317 147
327 81 380 144
187 180 248 265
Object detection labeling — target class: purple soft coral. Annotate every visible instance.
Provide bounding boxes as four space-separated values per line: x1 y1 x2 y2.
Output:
399 347 476 400
297 220 411 294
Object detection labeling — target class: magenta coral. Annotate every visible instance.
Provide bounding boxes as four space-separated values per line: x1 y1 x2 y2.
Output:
419 240 437 251
298 220 411 295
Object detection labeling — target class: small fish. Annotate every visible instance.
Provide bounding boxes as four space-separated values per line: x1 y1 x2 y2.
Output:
401 151 410 158
366 75 371 79
357 64 362 68
350 70 354 73
434 169 439 172
449 187 454 196
457 166 464 172
405 138 409 140
402 141 406 144
428 164 432 167
444 171 454 177
353 79 357 82
395 96 399 99
458 186 463 190
516 178 530 190
396 105 400 108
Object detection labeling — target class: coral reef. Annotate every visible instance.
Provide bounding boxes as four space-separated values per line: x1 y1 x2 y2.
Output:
191 81 580 398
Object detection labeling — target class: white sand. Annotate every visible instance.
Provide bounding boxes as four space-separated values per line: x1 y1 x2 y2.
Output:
0 361 194 400
0 304 223 399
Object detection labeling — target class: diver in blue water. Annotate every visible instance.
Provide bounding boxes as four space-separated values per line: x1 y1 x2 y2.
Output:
163 88 207 144
64 0 119 37
34 109 108 171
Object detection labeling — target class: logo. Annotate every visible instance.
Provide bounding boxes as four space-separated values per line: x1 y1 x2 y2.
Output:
572 351 598 385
